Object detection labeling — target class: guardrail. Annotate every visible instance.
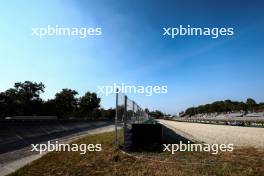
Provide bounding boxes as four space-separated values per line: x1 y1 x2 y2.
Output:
168 117 264 127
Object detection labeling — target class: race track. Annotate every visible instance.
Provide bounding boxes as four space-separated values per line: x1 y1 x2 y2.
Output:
0 122 115 176
158 119 264 148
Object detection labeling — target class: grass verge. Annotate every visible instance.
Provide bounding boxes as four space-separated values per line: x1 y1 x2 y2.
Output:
10 131 264 176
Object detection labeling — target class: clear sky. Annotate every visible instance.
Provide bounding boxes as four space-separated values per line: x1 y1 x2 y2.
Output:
0 0 264 114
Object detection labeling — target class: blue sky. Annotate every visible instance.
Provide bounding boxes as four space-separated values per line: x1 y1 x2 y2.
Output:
0 0 264 114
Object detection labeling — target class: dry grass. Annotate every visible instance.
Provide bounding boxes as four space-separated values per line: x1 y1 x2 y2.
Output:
9 131 264 176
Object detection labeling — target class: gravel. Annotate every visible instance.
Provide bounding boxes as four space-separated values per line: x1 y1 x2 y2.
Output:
158 119 264 148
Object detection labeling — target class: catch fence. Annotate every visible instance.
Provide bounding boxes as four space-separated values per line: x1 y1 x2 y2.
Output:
115 91 149 148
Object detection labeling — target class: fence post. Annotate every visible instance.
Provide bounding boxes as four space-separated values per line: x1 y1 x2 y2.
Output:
132 101 135 123
115 89 118 148
124 95 128 147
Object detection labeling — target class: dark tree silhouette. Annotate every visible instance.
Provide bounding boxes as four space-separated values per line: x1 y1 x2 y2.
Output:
184 98 262 116
246 98 257 112
0 81 113 119
54 89 78 118
79 92 101 116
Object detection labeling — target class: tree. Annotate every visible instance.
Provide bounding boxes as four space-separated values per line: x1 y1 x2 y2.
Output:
185 107 196 116
79 92 101 117
149 110 164 118
0 81 112 119
258 102 264 111
184 98 261 116
0 92 6 118
246 98 257 112
14 81 45 102
101 108 115 119
0 81 45 116
42 99 57 116
54 89 78 118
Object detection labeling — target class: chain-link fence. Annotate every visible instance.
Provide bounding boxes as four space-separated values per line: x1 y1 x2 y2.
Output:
115 91 149 148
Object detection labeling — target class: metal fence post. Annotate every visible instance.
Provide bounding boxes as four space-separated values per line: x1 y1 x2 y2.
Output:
115 89 118 147
124 95 128 146
132 101 135 123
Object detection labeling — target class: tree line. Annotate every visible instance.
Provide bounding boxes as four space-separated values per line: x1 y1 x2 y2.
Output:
0 81 115 119
183 98 264 116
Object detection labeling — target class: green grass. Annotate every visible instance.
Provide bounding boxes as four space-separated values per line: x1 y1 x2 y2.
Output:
10 131 264 176
143 119 158 124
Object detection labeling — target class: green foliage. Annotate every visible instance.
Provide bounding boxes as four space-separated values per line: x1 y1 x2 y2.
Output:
149 110 164 118
14 81 45 102
79 92 101 115
0 81 109 119
54 89 78 118
101 108 115 119
0 81 45 117
184 98 262 116
246 98 257 111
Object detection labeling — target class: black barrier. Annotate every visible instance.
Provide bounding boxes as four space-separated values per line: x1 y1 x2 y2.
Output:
131 124 163 151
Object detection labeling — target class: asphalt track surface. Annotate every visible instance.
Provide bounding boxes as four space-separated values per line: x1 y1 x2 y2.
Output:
158 119 264 148
0 121 115 176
